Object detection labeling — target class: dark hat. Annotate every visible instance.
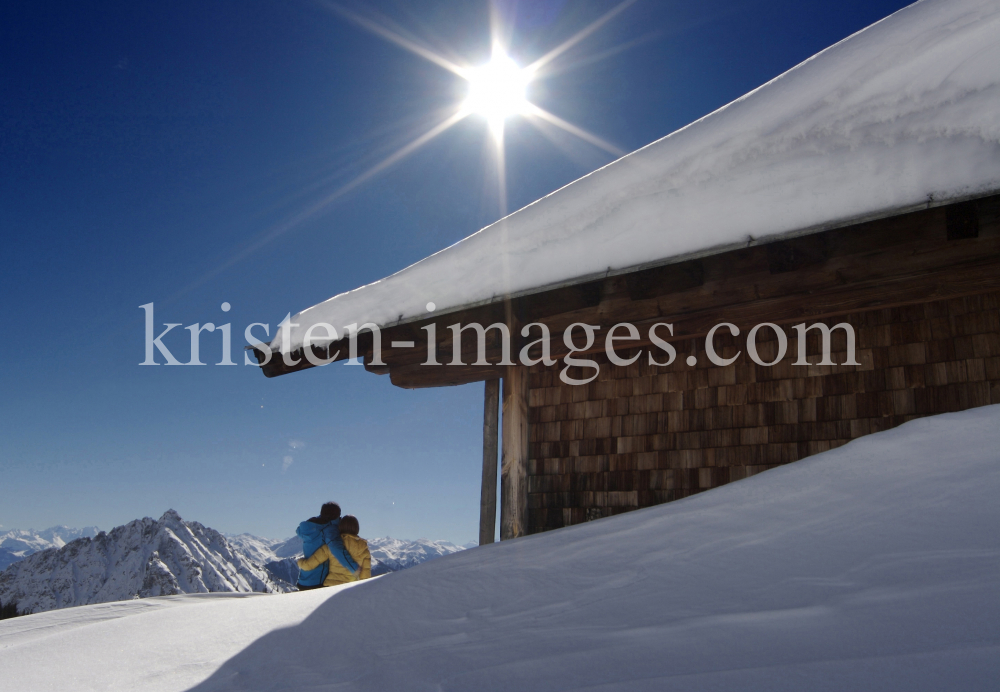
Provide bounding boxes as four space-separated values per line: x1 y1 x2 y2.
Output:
339 515 360 536
319 502 341 522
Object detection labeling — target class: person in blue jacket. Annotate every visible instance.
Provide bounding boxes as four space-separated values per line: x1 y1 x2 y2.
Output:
295 501 358 591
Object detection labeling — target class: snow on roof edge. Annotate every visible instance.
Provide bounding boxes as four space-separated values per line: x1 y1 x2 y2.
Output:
270 187 998 351
270 0 1000 354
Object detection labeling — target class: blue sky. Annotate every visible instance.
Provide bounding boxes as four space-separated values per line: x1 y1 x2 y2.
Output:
0 0 913 543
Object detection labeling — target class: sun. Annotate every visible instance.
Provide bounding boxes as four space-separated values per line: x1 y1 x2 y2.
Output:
191 2 633 285
463 46 531 138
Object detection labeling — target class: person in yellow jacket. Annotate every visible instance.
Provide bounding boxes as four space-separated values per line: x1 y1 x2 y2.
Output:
297 514 371 587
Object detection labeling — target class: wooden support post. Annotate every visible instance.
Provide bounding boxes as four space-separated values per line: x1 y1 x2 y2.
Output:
479 379 500 545
500 364 529 540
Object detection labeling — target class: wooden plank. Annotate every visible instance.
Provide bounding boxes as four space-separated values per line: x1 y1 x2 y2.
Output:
947 199 980 239
380 222 1000 376
389 362 501 389
766 234 831 274
501 363 530 540
390 254 1000 389
525 286 1000 534
479 379 500 545
528 253 1000 363
625 258 704 301
260 194 1000 379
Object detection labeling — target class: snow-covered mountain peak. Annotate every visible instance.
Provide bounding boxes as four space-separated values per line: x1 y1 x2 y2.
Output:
158 509 183 525
0 511 282 614
367 537 469 572
1 517 470 613
0 525 101 551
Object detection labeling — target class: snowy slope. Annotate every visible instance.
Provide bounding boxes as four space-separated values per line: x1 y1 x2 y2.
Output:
0 550 18 574
223 533 288 566
223 534 304 587
273 0 1000 353
0 511 282 614
2 406 998 691
0 526 100 571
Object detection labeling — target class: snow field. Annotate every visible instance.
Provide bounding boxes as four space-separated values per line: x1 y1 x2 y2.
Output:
2 405 998 691
0 591 328 690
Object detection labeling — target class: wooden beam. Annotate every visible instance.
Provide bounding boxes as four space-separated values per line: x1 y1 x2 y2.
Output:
500 364 530 540
389 362 501 389
259 194 1000 381
479 379 500 545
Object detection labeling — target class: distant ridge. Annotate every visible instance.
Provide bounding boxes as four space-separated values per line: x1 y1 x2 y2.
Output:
0 526 100 571
226 533 472 583
0 510 280 614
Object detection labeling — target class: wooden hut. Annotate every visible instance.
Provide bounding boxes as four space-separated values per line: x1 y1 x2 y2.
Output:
254 0 1000 543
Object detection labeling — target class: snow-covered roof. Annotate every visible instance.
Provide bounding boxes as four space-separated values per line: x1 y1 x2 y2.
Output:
272 0 1000 354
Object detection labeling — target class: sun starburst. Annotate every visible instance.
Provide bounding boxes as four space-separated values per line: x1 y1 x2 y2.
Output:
462 46 532 139
179 1 641 294
322 0 634 166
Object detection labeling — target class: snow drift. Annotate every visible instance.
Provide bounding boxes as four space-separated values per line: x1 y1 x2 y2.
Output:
273 0 1000 353
2 405 998 691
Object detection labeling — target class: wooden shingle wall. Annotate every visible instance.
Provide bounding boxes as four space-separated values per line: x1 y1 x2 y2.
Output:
526 291 1000 534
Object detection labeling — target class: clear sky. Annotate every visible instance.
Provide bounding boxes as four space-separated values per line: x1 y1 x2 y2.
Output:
1 0 914 544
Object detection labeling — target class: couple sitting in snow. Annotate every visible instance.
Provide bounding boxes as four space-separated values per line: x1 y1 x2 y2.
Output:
295 502 372 590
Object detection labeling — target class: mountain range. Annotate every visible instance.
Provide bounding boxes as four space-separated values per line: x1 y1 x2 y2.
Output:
226 532 474 584
0 526 101 571
0 512 472 614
